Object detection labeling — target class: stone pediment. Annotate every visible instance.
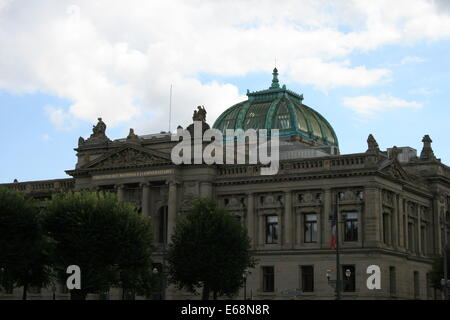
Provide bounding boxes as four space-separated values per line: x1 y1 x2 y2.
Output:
378 159 410 181
82 145 171 170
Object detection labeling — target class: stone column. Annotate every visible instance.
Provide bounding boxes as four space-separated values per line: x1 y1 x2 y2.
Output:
431 195 442 255
405 213 410 251
247 193 255 249
392 194 399 249
398 195 405 249
323 189 332 249
117 184 125 201
284 191 292 249
417 206 422 255
259 213 265 248
141 182 150 216
363 187 382 247
167 180 179 243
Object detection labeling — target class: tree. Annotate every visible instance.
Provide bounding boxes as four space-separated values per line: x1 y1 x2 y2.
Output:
0 187 52 300
167 198 255 300
43 191 154 300
430 248 450 290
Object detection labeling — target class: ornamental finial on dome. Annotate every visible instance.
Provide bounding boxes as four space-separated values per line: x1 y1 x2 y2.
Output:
270 67 280 89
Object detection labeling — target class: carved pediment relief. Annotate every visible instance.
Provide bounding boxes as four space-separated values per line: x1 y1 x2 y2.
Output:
379 159 410 181
83 145 171 170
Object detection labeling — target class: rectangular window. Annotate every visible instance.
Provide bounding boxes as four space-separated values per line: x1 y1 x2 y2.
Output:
301 266 314 292
343 212 358 242
408 222 414 251
265 215 278 244
342 265 356 292
414 271 420 299
421 226 426 254
426 273 432 299
389 266 396 296
383 213 390 244
158 206 168 244
304 214 318 243
262 266 275 292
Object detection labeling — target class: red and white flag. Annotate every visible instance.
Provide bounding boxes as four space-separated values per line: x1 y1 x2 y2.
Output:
330 212 337 250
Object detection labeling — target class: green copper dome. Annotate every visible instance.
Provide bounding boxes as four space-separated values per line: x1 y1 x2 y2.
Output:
212 68 339 147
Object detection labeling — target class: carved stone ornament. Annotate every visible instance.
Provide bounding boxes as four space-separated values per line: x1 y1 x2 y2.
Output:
366 134 380 153
89 147 168 169
187 106 211 136
126 128 141 144
83 117 111 145
193 105 207 122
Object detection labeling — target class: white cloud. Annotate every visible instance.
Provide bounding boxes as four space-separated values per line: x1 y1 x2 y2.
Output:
342 94 423 117
288 58 390 90
409 87 438 95
0 0 449 133
45 106 76 131
41 133 51 141
399 56 425 65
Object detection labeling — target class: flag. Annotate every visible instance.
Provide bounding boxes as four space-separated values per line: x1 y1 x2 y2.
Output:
330 212 336 250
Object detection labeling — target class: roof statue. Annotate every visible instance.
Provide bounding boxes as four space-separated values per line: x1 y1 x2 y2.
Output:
79 117 111 147
126 128 141 144
366 134 380 153
389 146 399 160
193 105 207 122
420 134 436 161
187 106 210 136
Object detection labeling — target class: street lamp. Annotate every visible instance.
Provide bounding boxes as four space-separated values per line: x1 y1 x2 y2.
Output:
51 283 56 300
153 266 166 300
242 269 250 300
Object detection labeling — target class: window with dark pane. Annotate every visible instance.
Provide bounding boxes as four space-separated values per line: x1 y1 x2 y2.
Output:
265 215 278 244
262 266 275 292
301 266 314 292
343 212 358 242
158 206 168 243
304 213 318 243
342 265 355 292
389 266 396 296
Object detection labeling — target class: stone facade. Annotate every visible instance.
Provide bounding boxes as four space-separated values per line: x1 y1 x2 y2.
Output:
1 116 449 300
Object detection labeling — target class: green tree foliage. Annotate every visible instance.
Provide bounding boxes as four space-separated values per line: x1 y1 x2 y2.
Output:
0 187 52 300
43 191 154 300
430 248 450 289
167 198 255 300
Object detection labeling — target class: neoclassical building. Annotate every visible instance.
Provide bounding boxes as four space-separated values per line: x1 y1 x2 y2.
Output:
1 69 449 300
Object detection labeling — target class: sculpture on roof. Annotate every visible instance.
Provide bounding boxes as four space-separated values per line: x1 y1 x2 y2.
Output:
193 105 207 122
420 134 437 161
126 128 141 144
366 134 380 153
80 117 111 147
93 117 107 135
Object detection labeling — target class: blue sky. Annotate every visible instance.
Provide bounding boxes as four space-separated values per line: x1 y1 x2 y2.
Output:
1 0 450 183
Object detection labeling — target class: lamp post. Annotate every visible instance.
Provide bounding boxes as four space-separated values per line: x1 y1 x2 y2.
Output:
326 268 352 299
52 283 56 300
335 192 342 300
153 266 166 300
242 269 250 300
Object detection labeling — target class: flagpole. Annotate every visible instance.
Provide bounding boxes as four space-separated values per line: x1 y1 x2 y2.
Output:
336 192 342 300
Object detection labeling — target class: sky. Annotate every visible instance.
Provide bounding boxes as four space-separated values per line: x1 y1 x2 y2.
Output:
1 0 450 183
